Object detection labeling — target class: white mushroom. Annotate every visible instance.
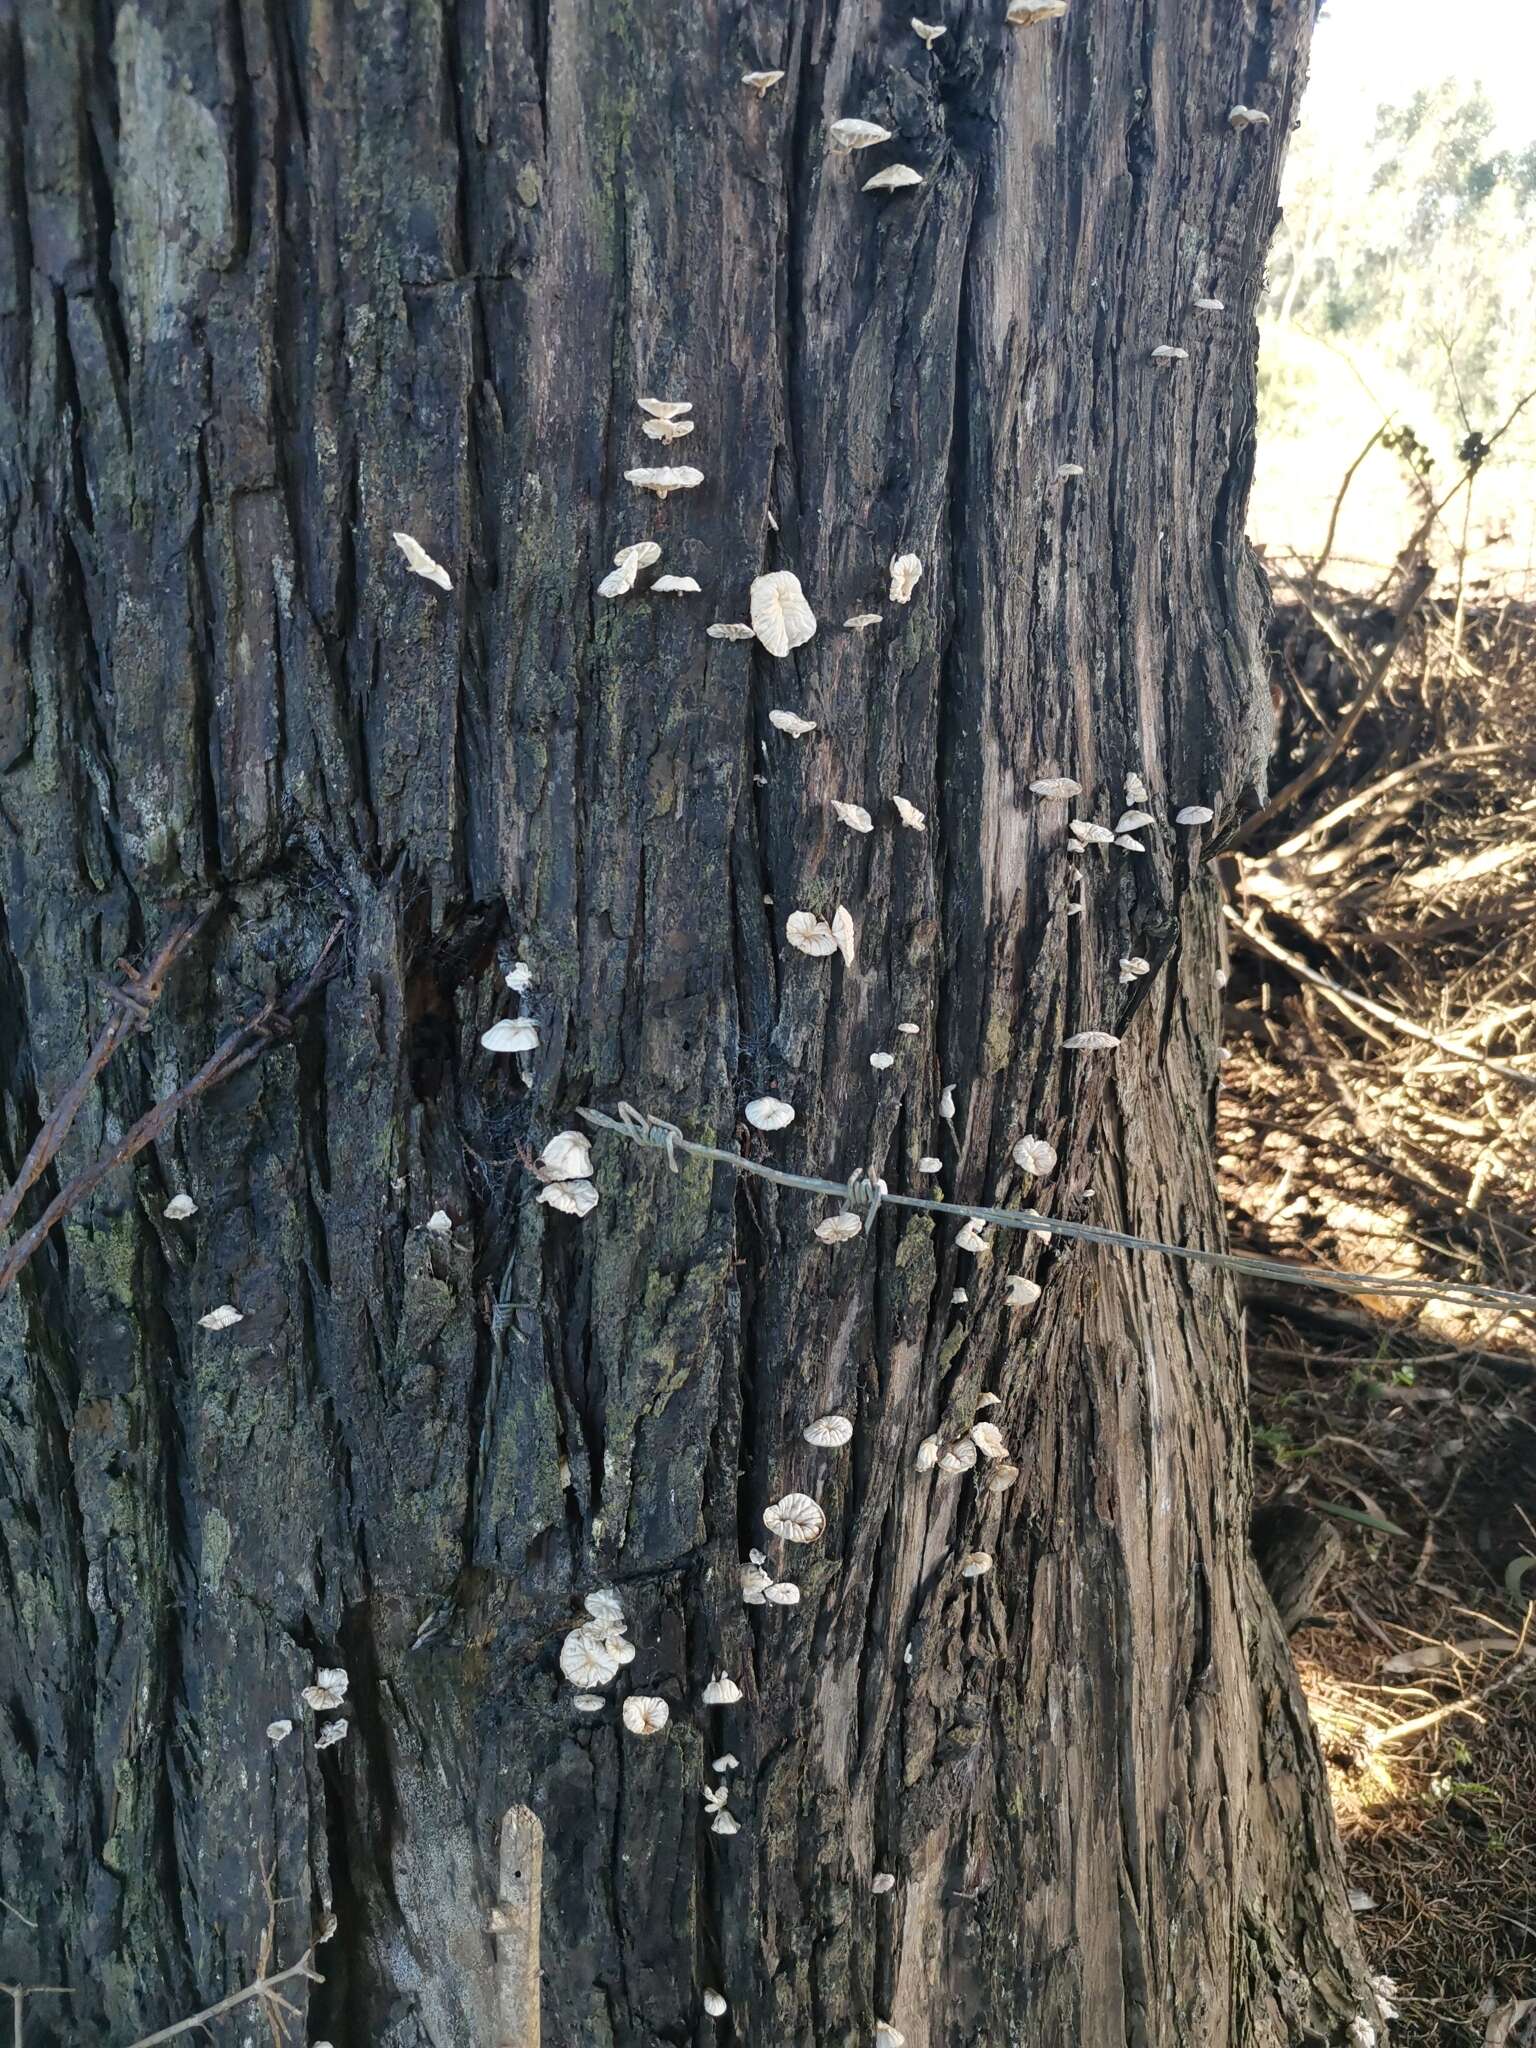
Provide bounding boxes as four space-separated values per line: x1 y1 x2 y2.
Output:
560 1627 620 1690
764 1492 827 1543
892 796 926 831
897 1022 919 1035
912 18 946 46
538 1179 599 1218
960 1551 993 1578
1055 462 1084 480
844 612 883 630
750 571 818 657
625 465 704 500
745 1096 795 1131
622 1696 670 1737
742 69 786 96
707 621 756 641
266 1719 293 1744
1150 345 1189 362
637 398 692 421
1115 834 1146 852
1012 1134 1056 1176
786 910 838 957
1062 1030 1120 1050
970 1421 1008 1460
833 800 874 833
769 709 817 737
584 1588 626 1626
876 2023 907 2047
804 1414 854 1448
315 1719 348 1750
987 1462 1021 1493
864 164 924 192
763 1580 801 1606
505 960 533 992
571 1693 605 1713
1227 104 1271 130
426 1209 453 1236
1115 810 1155 832
829 118 894 151
704 1989 729 2018
651 574 702 594
482 1018 539 1054
741 1563 773 1605
714 1754 740 1771
642 417 695 447
164 1193 197 1221
303 1667 349 1711
1006 1276 1042 1308
955 1217 991 1255
888 553 924 603
198 1305 243 1332
392 531 453 590
1125 771 1149 804
939 1438 978 1474
1069 820 1115 846
1194 296 1224 311
711 1810 741 1835
702 1673 744 1706
1029 776 1080 799
832 905 856 968
872 1870 897 1893
815 1212 863 1244
1176 804 1214 825
1006 0 1066 18
916 1435 941 1471
1119 955 1151 984
869 1051 894 1071
917 1156 942 1174
538 1131 594 1182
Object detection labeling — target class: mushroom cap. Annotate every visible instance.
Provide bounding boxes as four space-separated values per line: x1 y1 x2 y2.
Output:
1062 1030 1121 1051
763 1492 827 1543
814 1212 863 1244
1012 1134 1057 1176
863 164 925 192
829 117 894 150
651 574 702 593
769 709 817 736
621 1695 671 1736
745 1096 796 1131
786 910 838 957
538 1178 599 1217
803 1414 855 1448
1029 776 1081 798
707 621 756 640
482 1017 540 1053
833 800 874 833
750 570 818 657
164 1193 197 1220
539 1131 594 1182
636 398 692 420
198 1304 244 1331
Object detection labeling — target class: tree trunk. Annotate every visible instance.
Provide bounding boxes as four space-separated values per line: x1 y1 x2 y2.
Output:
0 3 1376 2043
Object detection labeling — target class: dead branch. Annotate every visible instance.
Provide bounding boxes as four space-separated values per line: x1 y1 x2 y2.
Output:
120 1915 337 2048
0 924 345 1300
1 1983 71 2048
1230 562 1435 848
1225 910 1536 1093
0 911 209 1239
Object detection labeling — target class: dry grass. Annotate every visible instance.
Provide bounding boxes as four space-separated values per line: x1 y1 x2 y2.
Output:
1225 585 1536 2045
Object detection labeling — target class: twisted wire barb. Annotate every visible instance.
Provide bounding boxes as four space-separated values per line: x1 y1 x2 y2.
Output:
578 1102 1536 1322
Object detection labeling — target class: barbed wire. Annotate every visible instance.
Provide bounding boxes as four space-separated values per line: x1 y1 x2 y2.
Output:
578 1102 1536 1322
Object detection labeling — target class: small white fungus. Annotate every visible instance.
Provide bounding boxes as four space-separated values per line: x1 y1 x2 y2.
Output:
745 1096 795 1131
198 1305 243 1332
889 553 923 603
482 1018 539 1054
804 1414 854 1448
833 800 874 833
769 709 817 737
164 1193 197 1221
750 571 818 657
829 118 894 151
622 1696 670 1737
392 531 452 590
764 1493 827 1543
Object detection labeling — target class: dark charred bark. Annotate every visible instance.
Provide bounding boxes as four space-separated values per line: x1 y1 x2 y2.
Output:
1 3 1376 2043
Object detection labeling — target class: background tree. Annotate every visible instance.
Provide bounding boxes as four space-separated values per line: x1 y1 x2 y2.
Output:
0 2 1376 2043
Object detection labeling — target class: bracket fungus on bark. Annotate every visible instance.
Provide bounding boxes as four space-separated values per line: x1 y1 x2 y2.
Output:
829 118 894 151
625 465 704 499
651 574 702 594
1176 804 1215 825
482 1018 540 1054
844 611 883 630
893 795 926 830
538 1179 600 1218
833 800 874 833
863 164 924 192
769 709 817 737
1063 1030 1121 1050
804 1414 854 1448
912 18 947 45
622 1696 670 1737
750 571 817 656
745 1096 795 1130
637 398 691 420
888 553 924 602
742 69 785 95
702 1674 744 1705
392 530 453 589
1006 1276 1042 1308
764 1492 827 1542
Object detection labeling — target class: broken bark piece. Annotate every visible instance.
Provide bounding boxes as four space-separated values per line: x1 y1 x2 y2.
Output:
495 1805 543 2048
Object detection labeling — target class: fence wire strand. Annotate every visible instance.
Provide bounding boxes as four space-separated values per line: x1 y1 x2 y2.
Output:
577 1102 1536 1322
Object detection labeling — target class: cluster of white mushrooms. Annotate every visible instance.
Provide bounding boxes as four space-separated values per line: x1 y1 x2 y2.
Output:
264 1663 349 1753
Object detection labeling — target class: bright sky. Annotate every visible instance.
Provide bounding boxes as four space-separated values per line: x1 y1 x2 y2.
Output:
1303 0 1536 150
